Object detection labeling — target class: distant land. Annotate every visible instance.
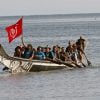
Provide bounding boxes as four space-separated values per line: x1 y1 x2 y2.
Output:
0 13 100 18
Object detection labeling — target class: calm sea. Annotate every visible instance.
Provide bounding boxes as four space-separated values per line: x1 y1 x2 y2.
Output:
0 13 100 100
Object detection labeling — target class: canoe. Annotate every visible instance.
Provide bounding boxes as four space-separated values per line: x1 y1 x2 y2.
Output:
0 44 83 73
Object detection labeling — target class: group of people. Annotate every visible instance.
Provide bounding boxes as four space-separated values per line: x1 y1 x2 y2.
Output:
14 36 86 64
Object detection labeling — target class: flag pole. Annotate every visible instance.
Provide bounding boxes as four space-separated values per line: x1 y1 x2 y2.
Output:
21 16 24 46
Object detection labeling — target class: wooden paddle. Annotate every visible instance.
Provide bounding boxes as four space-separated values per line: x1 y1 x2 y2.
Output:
56 59 83 68
79 48 92 66
56 59 77 68
46 58 75 68
83 52 92 66
80 61 87 67
71 61 83 68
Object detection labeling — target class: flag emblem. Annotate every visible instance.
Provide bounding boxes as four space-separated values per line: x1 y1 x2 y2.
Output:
9 26 17 39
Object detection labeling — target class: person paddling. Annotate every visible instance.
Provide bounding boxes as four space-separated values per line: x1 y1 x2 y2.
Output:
45 47 54 59
76 36 86 51
71 43 78 64
65 41 73 61
59 47 68 61
34 47 45 60
76 36 86 62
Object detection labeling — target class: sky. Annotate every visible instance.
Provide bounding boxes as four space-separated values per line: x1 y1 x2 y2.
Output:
0 0 100 16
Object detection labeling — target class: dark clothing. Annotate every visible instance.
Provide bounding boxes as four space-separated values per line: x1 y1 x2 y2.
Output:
14 52 22 58
23 48 33 59
3 67 9 71
76 38 85 50
45 51 54 59
65 46 73 54
14 46 22 58
59 52 66 61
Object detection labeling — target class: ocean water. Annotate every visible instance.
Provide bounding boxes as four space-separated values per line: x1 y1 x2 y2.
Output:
0 13 100 100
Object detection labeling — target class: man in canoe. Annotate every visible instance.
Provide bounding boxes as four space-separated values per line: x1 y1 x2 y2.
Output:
76 36 86 62
76 36 86 51
45 47 54 59
14 46 22 58
59 47 69 61
65 41 73 60
34 46 46 60
21 36 34 60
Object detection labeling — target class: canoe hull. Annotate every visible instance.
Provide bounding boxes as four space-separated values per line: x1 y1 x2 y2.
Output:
0 44 81 73
8 59 72 73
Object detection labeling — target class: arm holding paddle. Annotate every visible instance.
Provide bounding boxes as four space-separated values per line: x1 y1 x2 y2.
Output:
79 47 92 66
82 51 92 66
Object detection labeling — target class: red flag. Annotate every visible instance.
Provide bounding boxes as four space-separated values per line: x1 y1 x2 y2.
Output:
5 17 23 43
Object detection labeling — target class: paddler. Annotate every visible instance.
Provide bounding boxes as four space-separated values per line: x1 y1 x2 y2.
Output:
76 36 86 51
76 36 86 62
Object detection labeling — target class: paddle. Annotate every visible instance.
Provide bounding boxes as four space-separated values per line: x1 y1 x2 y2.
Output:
83 51 92 66
46 58 75 68
79 48 92 66
56 58 84 68
71 61 83 68
80 61 87 67
56 59 77 68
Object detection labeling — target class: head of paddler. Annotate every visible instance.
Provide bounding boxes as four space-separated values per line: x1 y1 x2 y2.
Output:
61 47 65 53
57 46 61 53
15 46 21 53
33 48 36 52
42 47 46 53
37 46 42 52
52 46 58 53
72 43 77 51
68 41 73 48
14 46 22 57
19 45 25 52
27 44 33 51
68 40 71 45
45 47 50 53
80 35 84 40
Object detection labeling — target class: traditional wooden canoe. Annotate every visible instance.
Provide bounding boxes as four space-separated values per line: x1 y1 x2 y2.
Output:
0 44 83 73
